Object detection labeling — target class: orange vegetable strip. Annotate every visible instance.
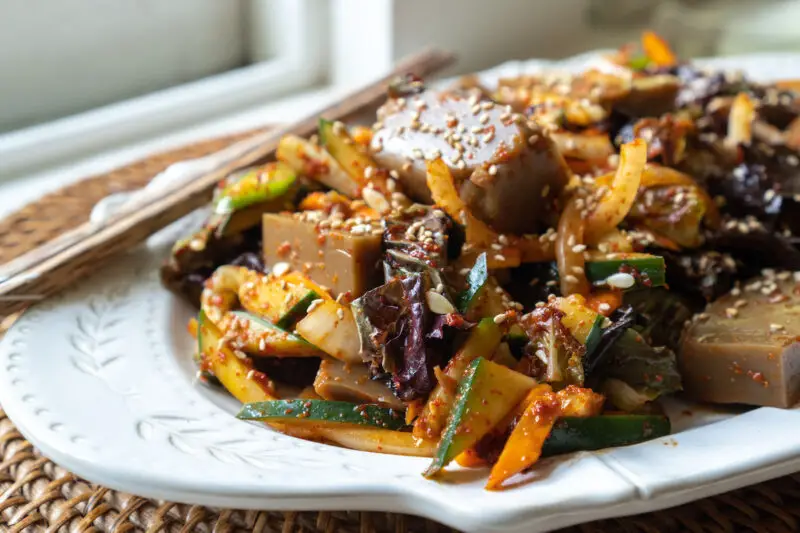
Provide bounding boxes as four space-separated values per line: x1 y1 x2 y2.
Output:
642 31 677 67
556 196 590 296
585 139 647 243
486 385 560 489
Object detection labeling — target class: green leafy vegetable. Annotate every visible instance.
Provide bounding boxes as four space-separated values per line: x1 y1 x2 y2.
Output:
458 252 488 312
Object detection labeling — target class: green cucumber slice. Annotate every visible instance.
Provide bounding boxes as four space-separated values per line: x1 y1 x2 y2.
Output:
542 415 671 457
237 399 406 430
229 311 321 357
210 162 296 237
424 357 535 477
585 253 666 290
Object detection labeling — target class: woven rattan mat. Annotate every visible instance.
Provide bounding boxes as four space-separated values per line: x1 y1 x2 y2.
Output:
2 132 800 533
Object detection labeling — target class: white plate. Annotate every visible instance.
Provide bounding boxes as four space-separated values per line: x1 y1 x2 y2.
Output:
4 54 800 533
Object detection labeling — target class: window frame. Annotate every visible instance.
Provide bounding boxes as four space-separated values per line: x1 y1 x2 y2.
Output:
0 0 328 179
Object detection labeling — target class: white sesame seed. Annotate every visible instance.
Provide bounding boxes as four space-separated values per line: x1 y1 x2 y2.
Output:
598 303 611 312
493 313 507 324
494 254 507 262
272 262 291 277
770 323 785 332
725 307 739 318
535 349 548 363
479 113 491 125
564 274 579 284
246 369 256 380
362 188 391 214
605 273 636 289
336 308 345 320
488 165 498 176
571 244 587 253
307 298 325 313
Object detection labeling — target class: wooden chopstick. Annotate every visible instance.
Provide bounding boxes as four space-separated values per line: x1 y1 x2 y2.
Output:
0 48 455 316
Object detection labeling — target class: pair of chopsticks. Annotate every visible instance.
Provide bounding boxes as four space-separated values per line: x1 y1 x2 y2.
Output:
0 49 455 316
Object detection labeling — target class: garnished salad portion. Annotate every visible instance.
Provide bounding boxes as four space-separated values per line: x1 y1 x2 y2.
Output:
162 33 800 489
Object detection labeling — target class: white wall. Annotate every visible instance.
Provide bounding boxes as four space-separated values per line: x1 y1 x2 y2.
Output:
392 0 590 75
0 0 247 132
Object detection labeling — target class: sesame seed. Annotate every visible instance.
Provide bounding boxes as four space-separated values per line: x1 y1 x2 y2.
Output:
564 274 579 284
364 166 375 179
479 113 491 125
598 302 611 312
336 308 345 320
498 234 509 245
493 313 507 324
734 299 748 308
571 266 585 275
481 101 494 110
491 243 504 250
494 254 507 262
605 273 636 289
770 323 785 332
725 307 739 318
488 165 498 176
571 244 587 253
730 287 741 297
696 313 710 322
246 369 255 380
471 104 481 115
272 262 291 277
307 299 325 313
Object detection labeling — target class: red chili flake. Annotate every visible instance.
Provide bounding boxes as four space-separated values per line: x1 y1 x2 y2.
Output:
284 408 294 415
277 241 292 256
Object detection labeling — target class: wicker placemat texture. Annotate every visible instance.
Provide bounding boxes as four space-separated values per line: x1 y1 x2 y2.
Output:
1 133 799 533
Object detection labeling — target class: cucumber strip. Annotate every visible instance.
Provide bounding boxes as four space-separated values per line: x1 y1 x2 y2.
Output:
554 295 605 357
228 311 321 357
238 273 322 330
585 253 666 289
424 357 536 477
541 415 671 457
215 162 296 214
237 399 407 430
413 318 503 440
319 119 374 186
197 311 276 403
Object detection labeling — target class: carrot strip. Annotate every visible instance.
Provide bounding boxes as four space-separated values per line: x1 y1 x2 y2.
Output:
642 31 677 67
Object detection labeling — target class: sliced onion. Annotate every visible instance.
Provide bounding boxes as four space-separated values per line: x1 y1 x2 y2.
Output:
556 196 590 296
585 139 647 243
726 92 756 148
551 132 615 162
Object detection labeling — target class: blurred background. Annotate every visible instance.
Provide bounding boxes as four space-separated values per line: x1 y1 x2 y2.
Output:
2 0 800 180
